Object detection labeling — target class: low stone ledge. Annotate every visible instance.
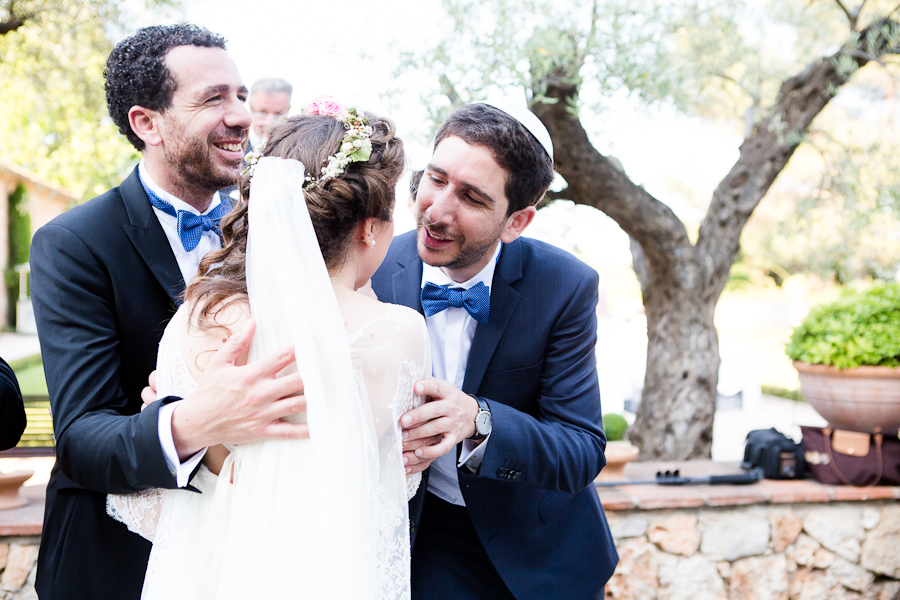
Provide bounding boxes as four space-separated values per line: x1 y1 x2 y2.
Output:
596 460 900 510
0 486 43 600
598 461 900 600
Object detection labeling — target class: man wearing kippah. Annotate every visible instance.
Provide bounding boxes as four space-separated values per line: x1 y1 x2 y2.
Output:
372 101 617 599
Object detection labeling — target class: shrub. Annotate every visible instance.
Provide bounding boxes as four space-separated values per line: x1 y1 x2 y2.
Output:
603 413 629 442
786 283 900 369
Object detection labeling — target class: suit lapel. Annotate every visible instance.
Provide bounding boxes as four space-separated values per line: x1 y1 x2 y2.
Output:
390 235 424 313
462 240 524 394
120 167 186 305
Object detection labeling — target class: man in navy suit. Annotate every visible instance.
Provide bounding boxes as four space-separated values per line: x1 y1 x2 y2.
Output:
371 102 617 599
30 25 306 599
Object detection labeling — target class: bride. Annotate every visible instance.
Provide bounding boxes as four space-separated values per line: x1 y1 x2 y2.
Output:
107 100 429 599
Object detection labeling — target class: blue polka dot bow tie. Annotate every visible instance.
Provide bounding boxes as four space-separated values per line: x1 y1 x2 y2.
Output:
141 182 232 252
421 281 490 324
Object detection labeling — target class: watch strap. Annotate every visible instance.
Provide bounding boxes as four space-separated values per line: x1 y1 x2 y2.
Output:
468 394 491 440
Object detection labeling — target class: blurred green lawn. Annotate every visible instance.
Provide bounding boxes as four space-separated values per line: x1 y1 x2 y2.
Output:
13 360 48 397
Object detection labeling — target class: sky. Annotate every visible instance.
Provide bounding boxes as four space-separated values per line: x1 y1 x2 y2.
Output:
175 0 746 250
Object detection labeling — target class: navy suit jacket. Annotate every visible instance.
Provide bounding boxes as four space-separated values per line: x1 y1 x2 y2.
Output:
30 167 185 599
371 231 618 599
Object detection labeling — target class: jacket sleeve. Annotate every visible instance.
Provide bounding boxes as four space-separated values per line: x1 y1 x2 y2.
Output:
0 356 26 451
472 267 607 494
30 223 176 494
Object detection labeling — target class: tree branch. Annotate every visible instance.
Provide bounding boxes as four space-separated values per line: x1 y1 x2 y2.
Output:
543 188 570 204
695 16 900 293
0 0 36 36
833 0 865 30
439 74 462 107
833 0 854 25
531 68 692 275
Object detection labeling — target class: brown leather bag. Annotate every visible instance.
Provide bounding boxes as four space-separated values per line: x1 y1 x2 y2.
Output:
800 426 900 487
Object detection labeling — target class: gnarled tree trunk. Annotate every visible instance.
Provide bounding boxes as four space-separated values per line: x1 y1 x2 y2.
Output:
532 18 900 458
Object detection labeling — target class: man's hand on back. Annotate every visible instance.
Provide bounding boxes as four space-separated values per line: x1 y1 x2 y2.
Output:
170 319 308 460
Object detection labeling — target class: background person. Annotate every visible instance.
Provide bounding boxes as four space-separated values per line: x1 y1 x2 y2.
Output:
247 77 292 151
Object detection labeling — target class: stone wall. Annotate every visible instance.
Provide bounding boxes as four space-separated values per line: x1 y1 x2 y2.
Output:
0 537 38 600
607 501 900 600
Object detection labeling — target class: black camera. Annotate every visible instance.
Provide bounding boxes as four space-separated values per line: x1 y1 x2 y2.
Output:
742 428 806 480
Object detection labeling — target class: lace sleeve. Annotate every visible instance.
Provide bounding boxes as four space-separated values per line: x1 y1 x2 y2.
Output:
394 309 430 500
106 488 169 542
355 305 431 500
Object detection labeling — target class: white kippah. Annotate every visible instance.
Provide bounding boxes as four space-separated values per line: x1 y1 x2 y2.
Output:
474 98 554 162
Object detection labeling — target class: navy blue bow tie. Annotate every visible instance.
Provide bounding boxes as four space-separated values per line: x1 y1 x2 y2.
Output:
421 281 490 324
141 181 232 252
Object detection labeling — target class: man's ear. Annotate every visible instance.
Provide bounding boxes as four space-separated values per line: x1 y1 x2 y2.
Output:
500 206 537 243
128 106 164 147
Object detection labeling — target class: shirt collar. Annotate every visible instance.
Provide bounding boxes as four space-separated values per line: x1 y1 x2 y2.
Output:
138 159 222 216
421 241 502 293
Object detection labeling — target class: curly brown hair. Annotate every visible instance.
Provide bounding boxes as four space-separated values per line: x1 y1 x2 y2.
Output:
105 24 227 151
185 112 405 329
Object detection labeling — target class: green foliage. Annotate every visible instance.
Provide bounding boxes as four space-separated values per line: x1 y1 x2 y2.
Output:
761 385 804 402
603 413 629 442
749 131 900 284
0 0 177 201
786 283 900 369
390 0 895 146
5 183 30 325
389 0 690 144
13 360 48 397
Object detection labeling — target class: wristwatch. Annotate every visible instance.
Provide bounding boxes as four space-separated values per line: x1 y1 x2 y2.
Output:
469 395 492 441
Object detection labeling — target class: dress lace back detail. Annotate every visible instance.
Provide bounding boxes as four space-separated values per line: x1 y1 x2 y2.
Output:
106 158 430 599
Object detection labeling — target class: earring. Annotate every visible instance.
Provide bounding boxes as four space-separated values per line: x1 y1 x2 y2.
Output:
370 239 376 247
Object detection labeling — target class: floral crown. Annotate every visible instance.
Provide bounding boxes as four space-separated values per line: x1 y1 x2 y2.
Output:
242 95 373 190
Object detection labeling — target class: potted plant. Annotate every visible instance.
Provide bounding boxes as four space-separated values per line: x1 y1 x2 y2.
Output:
596 413 639 482
786 283 900 431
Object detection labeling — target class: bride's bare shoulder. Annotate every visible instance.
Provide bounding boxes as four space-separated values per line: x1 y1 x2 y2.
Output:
180 296 251 376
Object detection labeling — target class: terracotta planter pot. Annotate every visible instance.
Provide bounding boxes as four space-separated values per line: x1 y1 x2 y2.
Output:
0 470 34 510
596 441 639 482
793 361 900 431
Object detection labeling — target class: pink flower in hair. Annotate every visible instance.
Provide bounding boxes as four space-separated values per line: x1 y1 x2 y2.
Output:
306 95 344 117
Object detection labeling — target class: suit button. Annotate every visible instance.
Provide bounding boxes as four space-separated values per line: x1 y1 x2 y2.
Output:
512 472 520 479
497 467 508 478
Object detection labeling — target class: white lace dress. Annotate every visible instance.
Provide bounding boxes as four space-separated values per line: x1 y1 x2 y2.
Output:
107 157 430 600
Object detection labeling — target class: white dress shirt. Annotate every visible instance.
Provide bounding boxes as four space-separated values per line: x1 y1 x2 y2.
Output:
139 160 226 487
422 242 501 506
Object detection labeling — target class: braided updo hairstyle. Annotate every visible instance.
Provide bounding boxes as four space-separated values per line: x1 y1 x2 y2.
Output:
186 111 405 329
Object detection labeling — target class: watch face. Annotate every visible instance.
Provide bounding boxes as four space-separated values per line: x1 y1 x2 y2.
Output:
475 411 492 436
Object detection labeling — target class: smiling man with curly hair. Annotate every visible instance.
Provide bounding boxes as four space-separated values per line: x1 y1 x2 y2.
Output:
30 24 307 599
